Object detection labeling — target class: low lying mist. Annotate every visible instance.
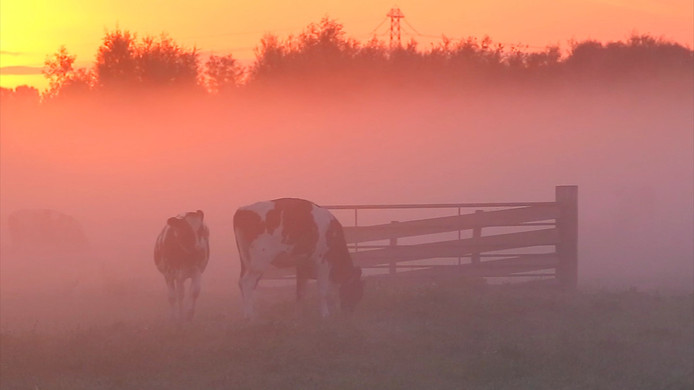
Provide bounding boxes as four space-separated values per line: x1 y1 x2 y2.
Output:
1 80 692 330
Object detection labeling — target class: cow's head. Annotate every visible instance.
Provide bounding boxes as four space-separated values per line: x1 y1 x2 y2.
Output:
167 210 207 258
339 266 364 312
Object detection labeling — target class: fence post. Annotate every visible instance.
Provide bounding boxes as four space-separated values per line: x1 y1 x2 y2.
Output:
556 186 578 289
471 210 483 265
354 208 359 253
389 221 399 274
457 207 462 266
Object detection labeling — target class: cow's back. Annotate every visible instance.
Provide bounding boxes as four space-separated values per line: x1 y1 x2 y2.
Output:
234 198 354 279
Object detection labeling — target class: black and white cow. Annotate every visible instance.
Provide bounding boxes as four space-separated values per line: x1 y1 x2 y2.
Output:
154 210 210 321
233 198 364 319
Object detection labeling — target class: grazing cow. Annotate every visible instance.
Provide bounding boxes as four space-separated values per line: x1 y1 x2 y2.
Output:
154 210 210 321
7 209 88 254
233 198 364 319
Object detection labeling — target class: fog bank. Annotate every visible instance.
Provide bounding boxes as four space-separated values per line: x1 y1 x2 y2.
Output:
1 83 692 304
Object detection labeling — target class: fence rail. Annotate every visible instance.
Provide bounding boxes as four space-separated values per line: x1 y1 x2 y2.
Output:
266 186 578 289
338 204 561 243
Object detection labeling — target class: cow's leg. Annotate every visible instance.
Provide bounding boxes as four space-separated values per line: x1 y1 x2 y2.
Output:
316 264 332 318
175 278 185 320
296 277 308 301
239 270 262 320
166 278 178 320
295 266 309 317
186 269 202 321
296 274 308 318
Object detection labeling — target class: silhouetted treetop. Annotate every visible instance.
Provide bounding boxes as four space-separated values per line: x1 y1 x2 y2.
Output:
1 85 41 107
137 34 199 87
93 29 200 92
204 54 244 94
41 20 693 99
96 29 139 88
43 46 94 99
566 34 693 79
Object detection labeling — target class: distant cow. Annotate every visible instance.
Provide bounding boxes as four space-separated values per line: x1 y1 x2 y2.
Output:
7 209 88 254
154 210 210 321
233 198 364 319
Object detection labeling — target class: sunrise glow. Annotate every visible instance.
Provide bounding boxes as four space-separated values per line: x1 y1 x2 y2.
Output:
2 0 692 91
1 1 693 388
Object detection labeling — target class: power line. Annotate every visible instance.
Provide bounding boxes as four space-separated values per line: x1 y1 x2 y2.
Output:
368 17 389 36
178 26 306 41
390 8 552 50
402 18 424 37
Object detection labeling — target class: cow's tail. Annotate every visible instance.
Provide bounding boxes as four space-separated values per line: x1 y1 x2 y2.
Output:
234 230 246 280
154 226 168 274
233 209 254 279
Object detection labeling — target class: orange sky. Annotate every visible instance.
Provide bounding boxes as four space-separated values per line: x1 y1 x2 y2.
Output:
1 0 692 91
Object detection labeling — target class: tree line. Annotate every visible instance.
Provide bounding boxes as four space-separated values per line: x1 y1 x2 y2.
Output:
2 18 692 103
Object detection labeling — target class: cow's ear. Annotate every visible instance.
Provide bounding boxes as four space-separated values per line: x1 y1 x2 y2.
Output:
196 210 204 220
167 217 180 226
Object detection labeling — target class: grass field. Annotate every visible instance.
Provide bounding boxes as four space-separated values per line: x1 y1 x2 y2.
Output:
1 275 692 390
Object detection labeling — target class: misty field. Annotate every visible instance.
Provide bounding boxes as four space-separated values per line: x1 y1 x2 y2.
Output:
2 52 693 389
1 275 692 390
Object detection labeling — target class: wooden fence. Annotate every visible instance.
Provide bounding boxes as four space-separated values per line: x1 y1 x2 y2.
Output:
267 186 578 289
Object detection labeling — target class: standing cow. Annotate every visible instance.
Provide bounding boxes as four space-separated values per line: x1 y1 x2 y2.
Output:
233 198 364 319
154 210 210 321
7 209 88 254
